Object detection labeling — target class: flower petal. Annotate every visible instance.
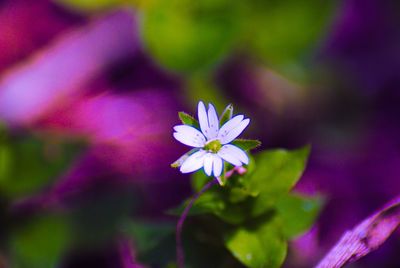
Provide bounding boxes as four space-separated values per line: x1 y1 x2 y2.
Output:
173 125 206 147
218 115 244 140
203 153 213 176
218 118 250 144
180 150 207 173
198 101 209 138
207 103 219 139
220 144 249 164
217 146 242 166
212 154 223 177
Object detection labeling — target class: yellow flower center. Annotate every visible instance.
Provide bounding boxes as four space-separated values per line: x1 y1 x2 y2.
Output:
204 139 222 153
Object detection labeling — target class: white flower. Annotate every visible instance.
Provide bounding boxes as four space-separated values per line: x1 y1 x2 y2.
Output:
173 101 250 177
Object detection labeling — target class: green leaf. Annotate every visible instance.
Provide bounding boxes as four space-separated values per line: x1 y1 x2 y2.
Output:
219 104 233 126
171 148 199 168
231 139 261 151
276 194 323 238
178 112 200 129
11 215 70 268
225 218 287 268
244 146 310 215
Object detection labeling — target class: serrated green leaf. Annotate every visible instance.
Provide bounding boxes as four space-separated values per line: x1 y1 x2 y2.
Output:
231 139 261 151
178 112 200 129
225 218 287 268
219 104 233 126
245 146 310 216
276 193 323 238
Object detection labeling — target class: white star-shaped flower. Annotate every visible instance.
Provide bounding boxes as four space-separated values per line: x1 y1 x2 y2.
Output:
173 101 250 177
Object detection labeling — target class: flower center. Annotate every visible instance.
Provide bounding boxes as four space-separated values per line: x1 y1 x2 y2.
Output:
204 139 222 153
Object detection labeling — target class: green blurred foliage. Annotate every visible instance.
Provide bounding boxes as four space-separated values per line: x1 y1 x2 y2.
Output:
10 215 71 268
140 0 334 79
142 0 241 73
240 0 334 80
55 0 129 12
0 132 82 198
56 0 336 93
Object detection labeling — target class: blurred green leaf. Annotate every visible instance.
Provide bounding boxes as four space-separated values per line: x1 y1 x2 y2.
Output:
225 218 287 268
219 104 233 126
276 194 323 238
241 0 335 81
0 136 82 198
178 112 200 128
231 139 261 151
11 215 70 268
245 146 310 215
142 0 241 72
